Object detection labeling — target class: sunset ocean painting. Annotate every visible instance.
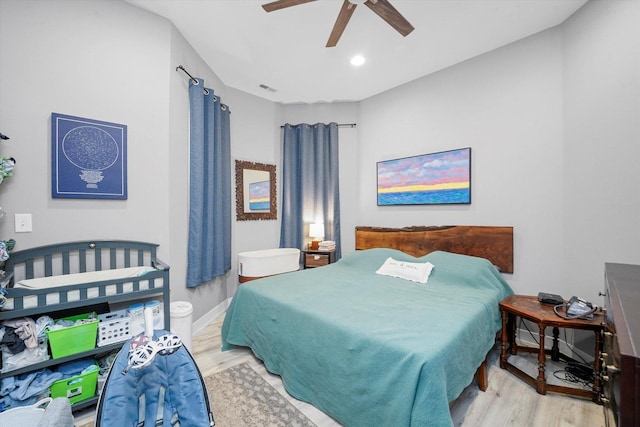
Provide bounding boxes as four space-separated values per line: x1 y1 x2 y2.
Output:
377 148 471 205
249 180 270 210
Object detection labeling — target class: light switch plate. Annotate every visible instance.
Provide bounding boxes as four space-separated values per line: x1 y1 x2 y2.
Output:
15 213 32 233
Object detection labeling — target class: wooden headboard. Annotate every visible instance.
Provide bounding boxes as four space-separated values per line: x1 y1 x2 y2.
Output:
355 226 514 273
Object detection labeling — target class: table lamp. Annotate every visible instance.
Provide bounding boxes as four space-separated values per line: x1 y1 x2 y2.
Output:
309 223 324 250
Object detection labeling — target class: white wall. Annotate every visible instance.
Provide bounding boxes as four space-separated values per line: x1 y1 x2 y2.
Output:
0 0 171 249
358 28 565 296
354 0 640 301
227 87 283 295
561 0 640 299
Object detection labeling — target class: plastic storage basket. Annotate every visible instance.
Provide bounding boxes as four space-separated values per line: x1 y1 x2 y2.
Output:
46 313 98 359
50 363 99 404
97 309 131 347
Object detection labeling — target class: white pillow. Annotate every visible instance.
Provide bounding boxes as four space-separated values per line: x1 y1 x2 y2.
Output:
375 257 434 283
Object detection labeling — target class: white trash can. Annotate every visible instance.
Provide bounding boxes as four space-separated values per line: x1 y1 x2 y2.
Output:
170 301 193 352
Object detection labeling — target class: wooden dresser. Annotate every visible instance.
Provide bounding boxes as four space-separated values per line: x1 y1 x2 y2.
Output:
602 263 640 427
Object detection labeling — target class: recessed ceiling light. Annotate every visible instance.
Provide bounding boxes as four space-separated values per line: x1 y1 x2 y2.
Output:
350 55 365 66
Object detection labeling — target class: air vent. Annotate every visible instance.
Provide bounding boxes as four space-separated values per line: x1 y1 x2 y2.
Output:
259 84 277 92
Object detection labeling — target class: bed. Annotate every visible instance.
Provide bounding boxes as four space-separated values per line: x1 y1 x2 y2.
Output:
222 226 514 427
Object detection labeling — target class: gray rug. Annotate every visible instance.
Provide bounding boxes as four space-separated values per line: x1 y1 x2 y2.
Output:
206 363 317 427
78 363 316 427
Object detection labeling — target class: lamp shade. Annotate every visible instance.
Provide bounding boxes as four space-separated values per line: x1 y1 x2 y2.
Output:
309 223 325 239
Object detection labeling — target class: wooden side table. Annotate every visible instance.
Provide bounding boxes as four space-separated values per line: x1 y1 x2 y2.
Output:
499 294 603 403
302 249 336 269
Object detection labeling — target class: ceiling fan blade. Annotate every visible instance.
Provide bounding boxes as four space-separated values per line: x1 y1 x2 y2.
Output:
262 0 317 13
364 0 414 37
326 0 357 48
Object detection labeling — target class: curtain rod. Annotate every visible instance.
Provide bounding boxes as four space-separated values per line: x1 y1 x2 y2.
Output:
176 65 210 95
280 123 356 128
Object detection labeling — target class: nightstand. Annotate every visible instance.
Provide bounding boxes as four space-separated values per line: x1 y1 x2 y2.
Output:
302 249 336 269
499 294 603 403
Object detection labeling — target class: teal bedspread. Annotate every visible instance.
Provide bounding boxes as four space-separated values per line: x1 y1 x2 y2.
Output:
222 249 513 427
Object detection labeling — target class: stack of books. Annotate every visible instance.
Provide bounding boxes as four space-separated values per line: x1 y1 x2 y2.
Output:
318 240 336 251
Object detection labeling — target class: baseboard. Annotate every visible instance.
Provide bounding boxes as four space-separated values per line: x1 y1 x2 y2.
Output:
193 297 232 335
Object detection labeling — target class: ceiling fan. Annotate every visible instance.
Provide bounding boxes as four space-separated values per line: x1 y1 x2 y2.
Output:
262 0 414 47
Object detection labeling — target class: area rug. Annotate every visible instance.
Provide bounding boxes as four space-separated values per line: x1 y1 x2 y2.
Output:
205 362 316 427
78 363 316 427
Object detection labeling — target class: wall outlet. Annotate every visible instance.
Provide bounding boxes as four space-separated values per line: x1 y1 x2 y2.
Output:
15 213 32 233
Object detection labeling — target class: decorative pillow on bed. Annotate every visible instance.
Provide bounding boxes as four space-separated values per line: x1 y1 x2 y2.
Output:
375 257 434 283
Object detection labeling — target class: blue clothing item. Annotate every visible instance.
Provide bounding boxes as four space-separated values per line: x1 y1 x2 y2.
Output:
35 316 54 339
0 369 62 410
0 373 18 396
9 369 63 401
55 358 94 378
0 393 38 410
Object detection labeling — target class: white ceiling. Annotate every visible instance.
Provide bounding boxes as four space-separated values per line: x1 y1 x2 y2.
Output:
126 0 588 104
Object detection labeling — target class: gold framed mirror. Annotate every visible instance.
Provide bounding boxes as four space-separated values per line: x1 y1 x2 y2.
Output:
235 160 277 221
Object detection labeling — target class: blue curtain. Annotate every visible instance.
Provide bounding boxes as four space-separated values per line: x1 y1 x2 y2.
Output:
186 78 231 288
280 122 341 259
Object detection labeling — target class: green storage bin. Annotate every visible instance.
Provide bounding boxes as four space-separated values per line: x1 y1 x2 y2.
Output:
46 313 99 359
50 364 99 404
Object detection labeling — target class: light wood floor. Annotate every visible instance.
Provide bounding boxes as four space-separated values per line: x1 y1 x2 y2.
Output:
76 313 606 426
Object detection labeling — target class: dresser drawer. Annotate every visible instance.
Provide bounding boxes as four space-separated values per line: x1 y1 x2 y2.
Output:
305 253 329 267
603 263 640 427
